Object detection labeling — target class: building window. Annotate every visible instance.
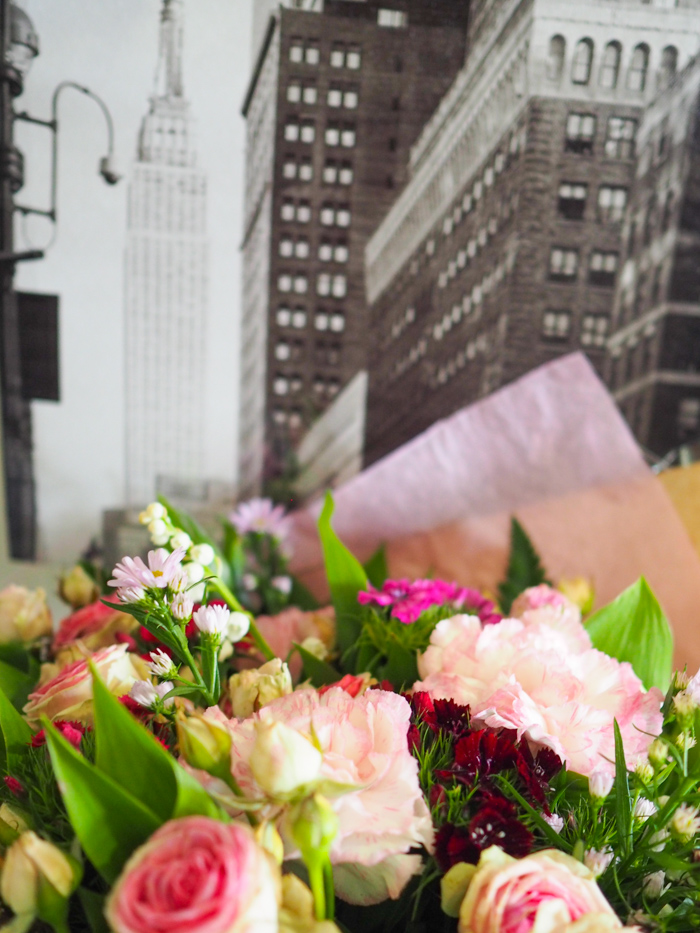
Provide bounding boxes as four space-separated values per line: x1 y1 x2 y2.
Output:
339 162 354 185
547 35 566 82
327 87 342 108
322 160 338 184
272 408 287 426
282 157 297 179
330 312 345 332
295 237 309 259
678 398 700 435
598 186 627 223
299 158 313 181
314 311 329 331
599 41 621 89
300 120 315 143
345 89 359 109
276 306 291 327
330 43 345 68
320 205 335 226
296 201 311 223
605 117 637 159
328 86 358 110
273 376 289 396
565 113 596 154
278 274 292 293
289 40 303 64
581 315 609 347
305 42 320 66
325 124 340 146
317 273 331 297
341 126 357 147
279 237 293 258
378 9 408 27
293 274 308 294
318 241 333 262
292 308 307 328
275 341 291 361
658 45 678 90
549 248 579 280
571 38 594 85
627 44 650 92
558 183 588 220
347 46 361 70
336 206 351 227
542 310 571 340
284 120 299 142
287 82 301 103
332 275 347 298
334 243 349 262
303 84 318 105
589 250 618 286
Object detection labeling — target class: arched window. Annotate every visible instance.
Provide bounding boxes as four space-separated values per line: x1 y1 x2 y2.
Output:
658 46 678 89
572 38 594 85
599 41 621 89
547 35 566 82
627 44 650 92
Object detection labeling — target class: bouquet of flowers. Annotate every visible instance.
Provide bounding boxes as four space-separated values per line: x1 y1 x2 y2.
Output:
0 493 696 933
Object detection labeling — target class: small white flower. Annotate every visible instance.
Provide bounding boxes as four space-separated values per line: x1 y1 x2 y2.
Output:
148 518 168 541
635 761 654 783
300 636 329 661
673 689 697 720
190 543 215 566
170 530 192 551
584 847 613 877
675 670 691 690
633 797 657 821
649 828 670 852
225 611 250 643
271 575 292 595
671 803 700 842
117 585 146 604
185 562 205 585
589 770 614 801
242 573 258 591
168 570 189 594
170 592 194 621
676 731 696 751
648 738 669 769
193 604 231 636
542 813 564 834
129 680 174 710
642 870 667 899
147 649 175 678
139 502 167 525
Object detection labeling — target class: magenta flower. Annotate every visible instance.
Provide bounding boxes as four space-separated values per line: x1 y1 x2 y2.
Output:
358 578 501 626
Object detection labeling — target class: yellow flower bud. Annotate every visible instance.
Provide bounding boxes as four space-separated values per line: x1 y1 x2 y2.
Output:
557 577 594 615
1 831 79 916
250 721 322 798
176 712 232 778
229 659 293 719
290 794 338 859
59 565 99 609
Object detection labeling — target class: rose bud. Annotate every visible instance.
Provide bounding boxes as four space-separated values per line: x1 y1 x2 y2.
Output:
59 565 99 609
229 658 293 719
0 831 80 920
249 720 322 798
176 711 232 780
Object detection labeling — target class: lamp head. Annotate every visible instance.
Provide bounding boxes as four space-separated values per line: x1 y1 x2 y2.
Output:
99 155 121 186
8 4 39 82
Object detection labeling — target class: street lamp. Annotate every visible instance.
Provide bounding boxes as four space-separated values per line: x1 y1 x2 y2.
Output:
0 2 119 560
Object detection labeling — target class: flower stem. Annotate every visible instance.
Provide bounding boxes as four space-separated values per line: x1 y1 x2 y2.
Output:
307 860 326 921
211 578 275 661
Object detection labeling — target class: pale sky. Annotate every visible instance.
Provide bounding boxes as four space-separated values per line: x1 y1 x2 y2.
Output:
12 0 254 561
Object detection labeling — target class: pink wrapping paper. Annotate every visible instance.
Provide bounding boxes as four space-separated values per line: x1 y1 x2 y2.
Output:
288 354 700 671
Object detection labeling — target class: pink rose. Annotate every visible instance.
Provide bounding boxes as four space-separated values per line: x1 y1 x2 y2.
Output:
220 688 432 905
457 846 624 933
52 599 137 654
105 816 278 933
416 615 662 777
251 607 335 681
23 644 148 726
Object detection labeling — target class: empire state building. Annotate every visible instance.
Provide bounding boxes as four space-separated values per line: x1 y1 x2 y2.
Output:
124 0 208 506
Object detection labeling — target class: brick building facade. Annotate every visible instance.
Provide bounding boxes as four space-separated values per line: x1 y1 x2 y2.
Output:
238 0 469 495
363 0 700 466
607 53 700 457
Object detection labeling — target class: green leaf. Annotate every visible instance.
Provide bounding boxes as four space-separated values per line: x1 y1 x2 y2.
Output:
0 659 36 712
379 644 418 692
0 683 32 774
585 577 673 690
91 667 222 821
0 642 32 672
363 545 388 589
295 643 340 687
77 889 110 933
497 517 548 614
289 577 321 611
317 492 367 656
44 720 161 884
613 719 632 857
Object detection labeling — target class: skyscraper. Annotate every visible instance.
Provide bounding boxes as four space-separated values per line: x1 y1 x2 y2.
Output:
238 0 470 497
363 0 700 466
124 0 207 506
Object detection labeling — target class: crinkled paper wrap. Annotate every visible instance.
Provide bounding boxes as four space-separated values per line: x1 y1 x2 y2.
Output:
288 354 700 672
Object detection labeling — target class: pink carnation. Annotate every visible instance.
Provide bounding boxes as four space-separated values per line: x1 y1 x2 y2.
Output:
415 615 663 777
512 585 590 652
358 578 500 626
222 687 433 905
106 816 278 933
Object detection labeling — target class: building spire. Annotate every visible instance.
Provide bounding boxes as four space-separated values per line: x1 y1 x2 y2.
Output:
155 0 184 99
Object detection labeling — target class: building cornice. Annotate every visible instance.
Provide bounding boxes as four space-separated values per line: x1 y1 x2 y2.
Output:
614 369 700 402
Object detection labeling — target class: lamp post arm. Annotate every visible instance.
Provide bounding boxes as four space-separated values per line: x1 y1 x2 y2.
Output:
14 81 116 225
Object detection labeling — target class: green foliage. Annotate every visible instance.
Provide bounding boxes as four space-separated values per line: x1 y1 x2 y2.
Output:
586 577 674 691
497 518 549 614
91 668 221 821
363 545 388 590
317 492 367 658
296 643 340 687
0 683 32 775
0 645 39 712
613 720 632 857
44 721 161 884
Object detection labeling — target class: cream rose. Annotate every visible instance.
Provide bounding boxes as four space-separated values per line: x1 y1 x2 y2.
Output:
23 643 148 726
457 846 625 933
0 585 52 643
